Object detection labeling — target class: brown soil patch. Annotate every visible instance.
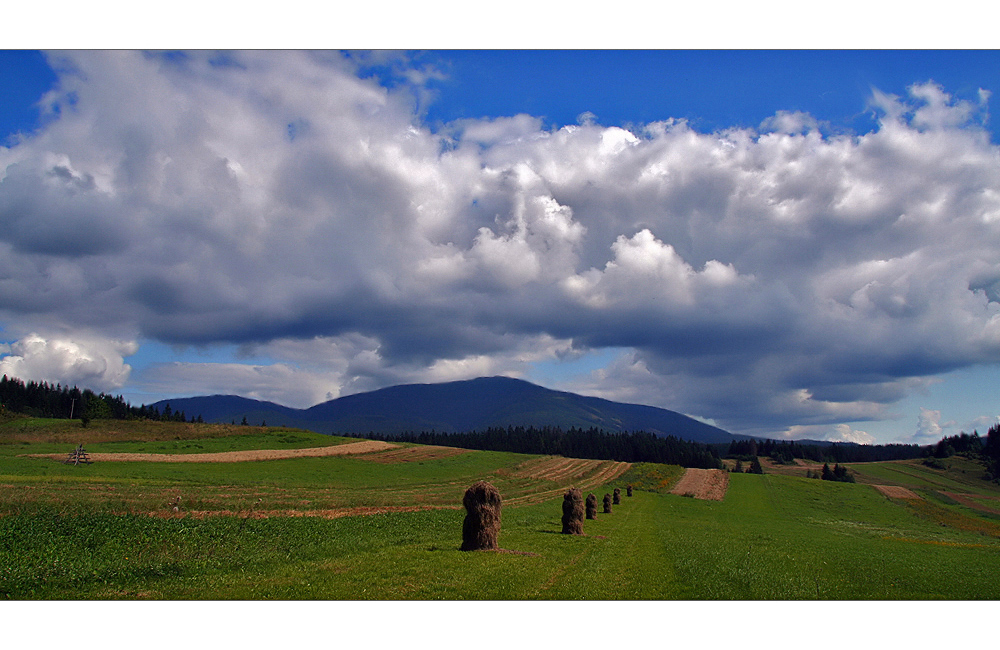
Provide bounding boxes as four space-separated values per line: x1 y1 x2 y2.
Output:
27 439 396 463
669 468 729 501
873 484 921 499
362 445 471 463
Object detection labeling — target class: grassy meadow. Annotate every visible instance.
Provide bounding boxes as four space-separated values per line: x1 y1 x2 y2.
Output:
3 418 1000 599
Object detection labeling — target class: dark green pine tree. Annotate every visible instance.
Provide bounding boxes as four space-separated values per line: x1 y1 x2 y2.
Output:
749 456 764 474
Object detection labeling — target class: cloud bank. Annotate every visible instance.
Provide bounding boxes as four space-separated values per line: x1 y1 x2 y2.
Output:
0 332 136 392
3 51 1000 437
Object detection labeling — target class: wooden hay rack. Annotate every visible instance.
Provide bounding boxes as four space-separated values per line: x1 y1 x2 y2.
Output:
64 444 93 466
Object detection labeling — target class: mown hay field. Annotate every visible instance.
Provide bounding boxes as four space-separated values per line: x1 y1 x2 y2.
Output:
3 420 1000 599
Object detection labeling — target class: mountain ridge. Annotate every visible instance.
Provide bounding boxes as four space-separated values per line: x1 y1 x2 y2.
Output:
150 376 738 444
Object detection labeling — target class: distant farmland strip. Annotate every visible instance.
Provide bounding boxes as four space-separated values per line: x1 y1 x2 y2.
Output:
873 485 921 500
26 440 396 463
941 492 1000 516
147 505 457 520
360 445 471 463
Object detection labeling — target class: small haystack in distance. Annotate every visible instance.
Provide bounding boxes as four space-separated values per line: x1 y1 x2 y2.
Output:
562 488 584 535
613 487 621 504
603 493 613 513
461 480 502 551
585 493 598 519
626 485 633 497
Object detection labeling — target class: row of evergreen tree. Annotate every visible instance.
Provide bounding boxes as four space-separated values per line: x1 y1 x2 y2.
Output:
345 426 724 469
5 371 1000 478
0 375 201 424
724 437 925 464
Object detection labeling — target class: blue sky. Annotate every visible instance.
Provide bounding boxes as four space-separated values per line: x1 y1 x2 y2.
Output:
3 48 1000 445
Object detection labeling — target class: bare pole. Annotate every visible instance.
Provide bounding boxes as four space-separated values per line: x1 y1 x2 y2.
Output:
69 398 76 419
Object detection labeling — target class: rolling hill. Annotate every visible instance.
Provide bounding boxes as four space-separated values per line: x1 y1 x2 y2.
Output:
150 376 737 444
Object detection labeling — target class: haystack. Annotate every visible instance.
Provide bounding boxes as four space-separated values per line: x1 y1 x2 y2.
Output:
603 493 613 513
561 488 584 535
585 493 598 519
613 487 621 504
626 485 633 497
461 480 502 551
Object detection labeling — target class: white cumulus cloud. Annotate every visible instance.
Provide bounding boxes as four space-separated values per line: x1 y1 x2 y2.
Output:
0 333 136 392
3 52 1000 438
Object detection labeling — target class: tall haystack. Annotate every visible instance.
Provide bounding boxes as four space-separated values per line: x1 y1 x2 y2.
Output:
585 493 598 519
626 485 633 497
561 488 585 535
461 480 502 551
603 493 613 514
613 487 621 504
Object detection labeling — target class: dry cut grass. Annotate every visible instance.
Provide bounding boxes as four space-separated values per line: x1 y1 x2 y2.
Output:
873 484 921 500
500 456 630 507
361 445 471 464
669 468 729 501
24 440 396 463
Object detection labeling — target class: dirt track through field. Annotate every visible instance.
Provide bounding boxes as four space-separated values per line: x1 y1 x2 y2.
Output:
28 439 397 463
669 468 729 501
873 484 921 499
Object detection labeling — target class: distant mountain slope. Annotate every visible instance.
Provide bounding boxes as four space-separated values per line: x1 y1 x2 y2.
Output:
149 395 302 426
151 376 736 444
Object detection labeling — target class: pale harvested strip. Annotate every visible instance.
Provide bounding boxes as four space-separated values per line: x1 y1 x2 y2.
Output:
147 504 459 520
669 468 729 501
539 459 600 483
512 456 603 482
361 445 472 463
504 460 631 507
589 460 632 485
873 484 921 500
510 456 575 480
27 439 397 463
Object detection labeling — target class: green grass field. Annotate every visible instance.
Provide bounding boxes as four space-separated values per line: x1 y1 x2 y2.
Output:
3 419 1000 599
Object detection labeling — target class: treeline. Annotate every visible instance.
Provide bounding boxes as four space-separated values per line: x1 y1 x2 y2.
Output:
987 426 1000 480
724 437 924 464
931 430 987 459
938 425 1000 480
887 426 1000 480
0 374 202 424
345 426 723 469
